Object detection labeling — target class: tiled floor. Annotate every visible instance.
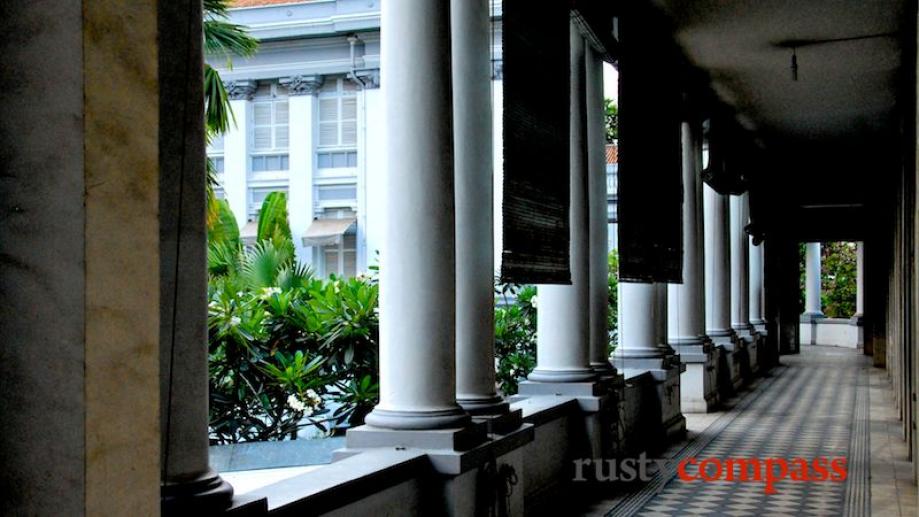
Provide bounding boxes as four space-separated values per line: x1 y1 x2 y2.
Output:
583 346 917 517
868 364 918 516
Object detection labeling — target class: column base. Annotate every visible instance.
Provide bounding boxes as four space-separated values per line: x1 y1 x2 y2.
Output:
850 313 865 326
591 359 616 373
345 421 487 451
678 339 720 413
457 394 510 417
611 349 670 372
800 311 826 323
364 406 471 430
161 469 234 514
527 366 597 383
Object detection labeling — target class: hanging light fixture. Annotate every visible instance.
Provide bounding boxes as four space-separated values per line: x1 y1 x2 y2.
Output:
790 47 798 81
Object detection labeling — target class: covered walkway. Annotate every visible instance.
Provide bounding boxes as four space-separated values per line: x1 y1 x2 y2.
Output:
582 346 916 516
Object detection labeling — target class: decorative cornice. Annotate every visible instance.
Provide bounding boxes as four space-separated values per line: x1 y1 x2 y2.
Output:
492 60 503 80
354 69 380 89
280 74 324 96
223 80 257 101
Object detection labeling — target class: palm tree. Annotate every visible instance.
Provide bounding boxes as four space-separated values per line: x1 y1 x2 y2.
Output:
204 0 259 220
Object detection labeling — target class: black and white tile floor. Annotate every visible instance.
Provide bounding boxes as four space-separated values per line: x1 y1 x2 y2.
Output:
610 346 869 517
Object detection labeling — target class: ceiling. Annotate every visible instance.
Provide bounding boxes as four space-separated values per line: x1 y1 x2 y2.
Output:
654 0 908 145
647 0 912 232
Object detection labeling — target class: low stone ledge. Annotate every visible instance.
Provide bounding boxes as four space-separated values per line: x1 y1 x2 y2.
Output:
248 449 429 515
210 437 346 472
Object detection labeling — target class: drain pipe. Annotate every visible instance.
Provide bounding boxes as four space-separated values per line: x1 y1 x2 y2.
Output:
346 33 370 271
347 34 366 89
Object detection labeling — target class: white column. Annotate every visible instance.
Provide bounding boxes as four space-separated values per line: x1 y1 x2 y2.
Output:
668 122 706 346
730 193 752 332
804 242 824 319
530 25 595 383
452 0 505 414
363 83 385 268
222 83 254 228
491 77 504 275
749 238 765 325
282 76 321 265
615 282 667 370
704 185 733 341
364 0 468 430
656 283 672 354
855 241 865 318
586 46 612 372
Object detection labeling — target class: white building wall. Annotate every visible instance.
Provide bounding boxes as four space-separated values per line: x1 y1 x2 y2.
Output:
224 98 250 229
209 2 507 277
288 93 316 265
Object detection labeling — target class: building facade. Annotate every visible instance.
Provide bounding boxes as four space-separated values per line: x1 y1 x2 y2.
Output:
209 0 504 277
211 0 619 277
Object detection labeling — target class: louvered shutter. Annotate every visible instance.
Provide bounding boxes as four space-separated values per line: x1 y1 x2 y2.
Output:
253 103 272 149
341 97 357 145
319 97 339 146
275 100 289 149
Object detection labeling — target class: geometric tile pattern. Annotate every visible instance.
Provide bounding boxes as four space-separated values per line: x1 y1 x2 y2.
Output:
629 347 866 517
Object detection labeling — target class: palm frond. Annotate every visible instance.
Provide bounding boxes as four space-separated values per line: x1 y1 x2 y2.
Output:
205 65 233 135
205 19 259 61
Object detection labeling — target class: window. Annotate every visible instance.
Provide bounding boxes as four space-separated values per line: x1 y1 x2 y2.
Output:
317 151 358 169
314 207 357 278
322 234 357 278
251 154 289 172
253 84 289 152
250 82 289 179
317 78 358 167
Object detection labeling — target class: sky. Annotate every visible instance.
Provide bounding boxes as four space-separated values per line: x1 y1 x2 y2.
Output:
603 62 619 102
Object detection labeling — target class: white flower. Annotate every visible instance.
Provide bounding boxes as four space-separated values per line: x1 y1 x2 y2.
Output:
287 394 306 412
259 287 281 300
530 296 538 308
229 316 242 327
304 389 322 408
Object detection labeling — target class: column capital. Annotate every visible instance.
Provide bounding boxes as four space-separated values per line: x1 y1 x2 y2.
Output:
223 79 257 100
354 69 381 89
280 74 324 96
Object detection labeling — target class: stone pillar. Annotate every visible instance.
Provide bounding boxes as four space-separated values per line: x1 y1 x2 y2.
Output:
704 184 743 390
851 241 865 347
704 185 733 344
615 283 667 371
803 242 825 320
282 75 322 263
587 46 613 374
670 121 718 412
452 0 506 415
731 193 757 375
854 241 865 320
749 238 766 327
730 193 752 335
222 82 255 228
529 23 595 384
668 122 707 348
160 0 233 512
363 0 469 430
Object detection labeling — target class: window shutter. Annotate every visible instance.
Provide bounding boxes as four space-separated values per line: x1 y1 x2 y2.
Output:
253 103 272 149
319 97 339 147
341 97 357 145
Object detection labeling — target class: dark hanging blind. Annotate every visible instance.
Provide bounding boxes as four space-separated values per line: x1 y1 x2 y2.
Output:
617 4 683 283
500 0 571 284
